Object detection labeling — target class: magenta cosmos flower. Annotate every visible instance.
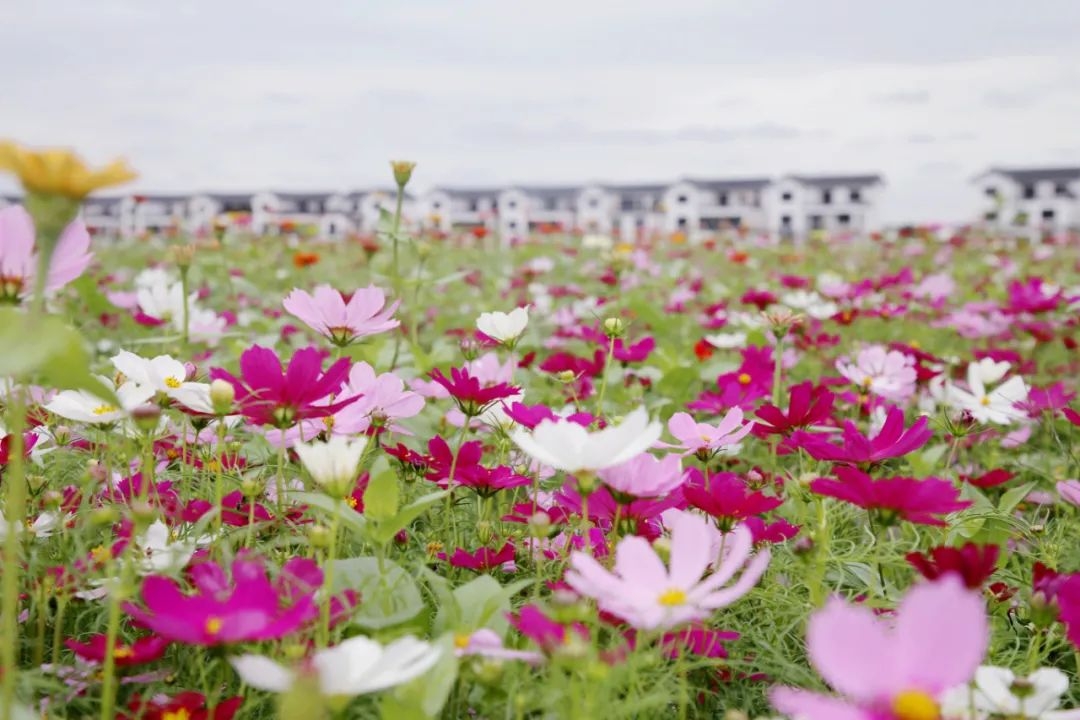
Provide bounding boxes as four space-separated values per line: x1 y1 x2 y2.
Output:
283 284 399 346
0 204 93 303
790 407 932 465
565 509 769 631
770 577 988 720
123 556 319 646
810 466 970 526
210 345 355 428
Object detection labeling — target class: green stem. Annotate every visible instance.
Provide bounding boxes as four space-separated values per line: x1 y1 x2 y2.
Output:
593 336 617 419
99 556 127 720
388 187 406 370
1 390 27 715
179 266 191 347
320 508 340 647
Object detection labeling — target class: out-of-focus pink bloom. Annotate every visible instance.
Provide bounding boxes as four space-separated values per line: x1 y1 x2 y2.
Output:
1057 480 1080 508
508 604 588 652
123 556 319 646
441 543 516 572
810 466 970 526
503 402 595 430
597 452 685 498
835 346 917 402
770 577 988 720
282 284 399 346
789 407 932 465
65 634 170 667
0 205 92 302
565 510 769 631
662 409 752 458
430 366 521 416
742 516 800 545
454 628 543 664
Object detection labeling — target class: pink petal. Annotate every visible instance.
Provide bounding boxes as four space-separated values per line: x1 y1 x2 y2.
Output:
769 687 869 720
806 594 895 702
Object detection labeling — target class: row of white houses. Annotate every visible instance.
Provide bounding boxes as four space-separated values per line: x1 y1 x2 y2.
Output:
0 174 886 242
2 167 1077 241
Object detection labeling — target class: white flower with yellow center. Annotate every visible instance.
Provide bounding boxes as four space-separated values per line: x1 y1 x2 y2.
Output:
45 376 154 425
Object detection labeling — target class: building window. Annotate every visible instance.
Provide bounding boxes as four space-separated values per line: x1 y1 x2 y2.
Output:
620 198 635 211
821 190 832 205
544 198 557 210
507 200 516 209
718 193 728 206
1023 185 1036 199
837 214 851 226
676 217 688 229
588 198 599 208
984 187 998 198
850 189 862 202
432 202 441 210
984 211 997 221
1056 183 1070 197
509 221 517 230
306 201 320 213
1042 209 1056 221
781 192 793 202
677 194 688 204
781 215 792 227
809 215 824 230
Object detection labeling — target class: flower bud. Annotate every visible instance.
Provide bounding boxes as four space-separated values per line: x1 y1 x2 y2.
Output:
90 505 120 526
460 337 480 362
602 317 626 339
472 658 504 685
167 243 196 270
308 524 332 549
129 499 157 528
41 490 63 510
131 403 161 434
555 370 577 384
209 379 235 415
390 160 416 189
240 477 265 499
575 471 598 496
528 512 552 539
475 520 495 545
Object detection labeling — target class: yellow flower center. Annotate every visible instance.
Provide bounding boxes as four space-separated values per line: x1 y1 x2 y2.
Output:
346 496 358 508
861 376 874 388
454 632 472 649
323 415 335 431
113 646 134 660
658 588 687 606
980 395 991 406
204 616 223 636
892 689 940 720
737 373 752 385
162 710 192 720
165 376 182 389
92 404 118 416
909 340 921 349
90 546 111 564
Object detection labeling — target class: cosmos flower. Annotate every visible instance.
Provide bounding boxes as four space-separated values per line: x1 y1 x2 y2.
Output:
229 635 441 698
565 510 769 631
682 469 783 528
65 634 170 667
283 284 399 346
810 467 970 526
0 142 136 198
770 577 987 720
597 452 686 498
753 381 836 436
906 542 1000 590
662 409 752 458
945 360 1029 425
940 666 1080 720
0 205 93 302
835 345 917 402
511 406 662 474
789 407 932 465
293 435 368 498
45 376 155 425
476 306 529 345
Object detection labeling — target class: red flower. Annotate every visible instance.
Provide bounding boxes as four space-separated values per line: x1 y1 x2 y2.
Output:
960 468 1015 489
693 339 714 361
122 692 241 720
742 516 800 545
682 469 782 528
429 366 521 416
810 466 970 526
425 436 531 495
788 407 931 465
210 345 355 428
65 634 170 667
440 542 515 572
753 381 835 436
905 543 999 589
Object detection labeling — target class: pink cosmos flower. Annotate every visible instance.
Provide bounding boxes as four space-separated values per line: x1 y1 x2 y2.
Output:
0 205 93 302
282 284 399 346
210 345 355 428
789 407 932 465
1057 480 1080 508
770 577 988 720
123 556 318 646
810 466 970 526
682 469 783 529
836 345 917 402
440 542 516 572
662 409 752 458
597 453 686 498
565 510 769 631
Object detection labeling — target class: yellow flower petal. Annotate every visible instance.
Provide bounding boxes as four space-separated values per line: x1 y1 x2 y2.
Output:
0 140 137 199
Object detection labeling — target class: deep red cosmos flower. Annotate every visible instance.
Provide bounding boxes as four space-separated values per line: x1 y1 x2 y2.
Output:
789 407 932 465
810 466 970 526
742 516 800 545
502 402 594 430
123 556 318 646
65 634 170 667
440 542 516 572
210 345 355 428
429 366 521 416
121 692 242 720
0 431 37 474
906 543 1000 589
425 436 531 495
753 381 836 436
959 468 1015 489
682 468 783 529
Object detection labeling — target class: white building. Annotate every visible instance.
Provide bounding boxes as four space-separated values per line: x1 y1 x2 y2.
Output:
973 167 1080 232
763 174 885 239
663 178 771 239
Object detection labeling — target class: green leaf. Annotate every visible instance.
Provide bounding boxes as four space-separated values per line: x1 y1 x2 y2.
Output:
654 366 699 409
367 490 449 546
387 635 459 718
906 443 947 476
331 556 424 629
363 470 400 522
288 492 368 538
998 482 1037 515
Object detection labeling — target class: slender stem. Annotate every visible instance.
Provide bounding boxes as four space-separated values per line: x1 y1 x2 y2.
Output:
593 335 617 419
99 555 127 720
320 507 340 647
1 389 27 715
443 420 471 549
772 332 786 407
388 187 406 370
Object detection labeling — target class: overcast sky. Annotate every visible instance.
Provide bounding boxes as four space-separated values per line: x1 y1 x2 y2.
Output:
2 0 1079 222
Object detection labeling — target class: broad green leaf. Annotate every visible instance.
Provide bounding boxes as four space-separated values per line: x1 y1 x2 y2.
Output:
331 556 424 629
363 470 400 522
367 489 449 546
288 492 368 537
998 482 1037 515
387 634 459 718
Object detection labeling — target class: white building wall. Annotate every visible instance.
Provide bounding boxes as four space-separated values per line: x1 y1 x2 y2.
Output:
575 186 617 234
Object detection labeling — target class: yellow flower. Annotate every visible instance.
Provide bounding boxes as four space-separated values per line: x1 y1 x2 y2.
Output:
390 160 416 188
0 141 136 199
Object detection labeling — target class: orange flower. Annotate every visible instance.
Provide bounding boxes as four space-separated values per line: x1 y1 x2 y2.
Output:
471 226 488 240
728 250 749 264
292 250 320 268
694 339 714 361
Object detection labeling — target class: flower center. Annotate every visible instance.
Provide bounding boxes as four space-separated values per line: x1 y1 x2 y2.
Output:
453 632 472 649
162 710 192 720
658 588 687 606
204 616 223 636
90 546 111 564
891 689 939 720
861 376 874 388
979 395 991 406
165 376 182 389
92 404 118 416
346 495 358 509
327 326 354 346
113 646 134 660
737 373 752 385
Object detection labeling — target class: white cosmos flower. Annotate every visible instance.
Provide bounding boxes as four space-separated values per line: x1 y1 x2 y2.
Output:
45 377 155 425
945 361 1028 425
293 435 368 496
111 351 211 409
582 234 613 250
476 306 529 344
229 635 441 698
511 406 662 473
135 520 196 574
0 511 67 541
940 666 1080 719
781 290 838 320
704 332 747 349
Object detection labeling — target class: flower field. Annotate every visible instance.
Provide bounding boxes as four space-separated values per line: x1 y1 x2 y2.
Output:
3 148 1080 719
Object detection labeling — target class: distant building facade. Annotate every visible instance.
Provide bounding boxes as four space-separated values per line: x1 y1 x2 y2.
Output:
973 167 1080 232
